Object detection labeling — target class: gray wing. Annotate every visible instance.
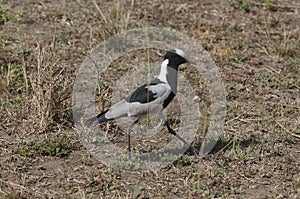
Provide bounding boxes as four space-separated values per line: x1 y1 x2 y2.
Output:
105 83 172 119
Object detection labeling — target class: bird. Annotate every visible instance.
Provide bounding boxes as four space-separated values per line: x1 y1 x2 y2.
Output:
86 49 198 159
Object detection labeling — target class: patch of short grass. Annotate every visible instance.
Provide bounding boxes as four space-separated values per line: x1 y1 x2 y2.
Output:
229 0 250 12
175 155 192 166
0 0 21 25
124 184 142 198
15 131 79 157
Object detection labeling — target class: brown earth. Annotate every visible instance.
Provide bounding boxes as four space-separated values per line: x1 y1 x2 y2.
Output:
0 0 299 198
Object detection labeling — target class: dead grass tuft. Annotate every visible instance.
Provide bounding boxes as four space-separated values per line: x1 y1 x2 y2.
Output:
28 43 72 133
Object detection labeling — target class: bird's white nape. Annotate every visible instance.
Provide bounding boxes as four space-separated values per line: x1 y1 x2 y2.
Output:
174 49 186 59
157 59 169 83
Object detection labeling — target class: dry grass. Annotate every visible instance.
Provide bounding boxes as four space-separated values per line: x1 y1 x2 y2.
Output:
28 43 72 133
0 0 299 198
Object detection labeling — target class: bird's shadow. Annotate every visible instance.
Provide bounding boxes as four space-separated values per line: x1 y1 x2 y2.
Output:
189 135 262 157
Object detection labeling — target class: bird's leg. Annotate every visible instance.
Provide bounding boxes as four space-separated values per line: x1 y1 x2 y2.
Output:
127 118 140 160
153 118 164 131
165 121 188 145
159 112 199 156
159 112 186 143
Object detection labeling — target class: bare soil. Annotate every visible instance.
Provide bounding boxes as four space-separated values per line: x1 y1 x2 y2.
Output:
0 0 299 198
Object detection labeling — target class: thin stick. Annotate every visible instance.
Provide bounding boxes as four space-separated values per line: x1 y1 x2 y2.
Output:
0 179 26 190
200 105 209 157
249 0 300 9
93 0 107 23
275 120 300 139
22 58 29 94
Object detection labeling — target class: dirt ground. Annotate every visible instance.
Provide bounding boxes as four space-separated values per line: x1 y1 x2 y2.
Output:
0 0 299 198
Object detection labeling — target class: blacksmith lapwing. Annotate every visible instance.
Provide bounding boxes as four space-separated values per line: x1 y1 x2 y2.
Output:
86 49 198 158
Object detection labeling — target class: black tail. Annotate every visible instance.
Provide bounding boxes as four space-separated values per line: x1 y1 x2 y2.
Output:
85 110 109 126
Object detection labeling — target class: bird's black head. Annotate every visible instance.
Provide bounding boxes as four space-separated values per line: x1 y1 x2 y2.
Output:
164 49 193 67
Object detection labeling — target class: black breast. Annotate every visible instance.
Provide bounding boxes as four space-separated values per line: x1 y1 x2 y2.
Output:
163 92 175 108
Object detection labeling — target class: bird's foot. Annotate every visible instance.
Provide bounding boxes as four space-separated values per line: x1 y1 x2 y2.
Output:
190 145 200 157
127 150 133 162
153 121 164 131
